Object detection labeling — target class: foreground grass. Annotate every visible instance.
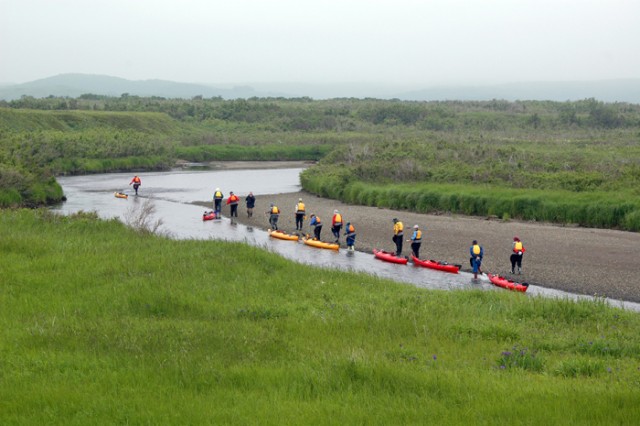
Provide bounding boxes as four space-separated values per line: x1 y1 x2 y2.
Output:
1 210 639 425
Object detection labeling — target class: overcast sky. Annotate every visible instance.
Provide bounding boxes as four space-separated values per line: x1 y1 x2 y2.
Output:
1 0 639 86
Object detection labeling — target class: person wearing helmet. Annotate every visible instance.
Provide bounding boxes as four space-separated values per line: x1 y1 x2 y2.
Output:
510 236 526 274
331 209 343 243
213 188 224 214
392 218 404 256
409 224 423 259
294 198 306 231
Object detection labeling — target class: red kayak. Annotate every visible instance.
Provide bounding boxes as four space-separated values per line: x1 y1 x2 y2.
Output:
487 274 529 292
373 249 408 265
411 255 460 274
202 211 219 221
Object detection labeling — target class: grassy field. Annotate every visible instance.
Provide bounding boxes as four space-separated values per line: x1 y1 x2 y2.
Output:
1 209 639 424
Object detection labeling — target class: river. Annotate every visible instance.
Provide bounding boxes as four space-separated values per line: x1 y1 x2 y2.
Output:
53 166 640 312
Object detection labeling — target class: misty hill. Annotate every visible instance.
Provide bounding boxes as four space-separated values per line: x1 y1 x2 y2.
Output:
0 74 279 101
1 74 639 103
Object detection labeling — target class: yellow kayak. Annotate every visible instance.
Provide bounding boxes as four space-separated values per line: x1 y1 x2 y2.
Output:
303 237 339 251
268 230 299 241
114 192 128 199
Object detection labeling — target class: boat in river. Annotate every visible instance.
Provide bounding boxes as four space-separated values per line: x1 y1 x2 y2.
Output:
487 274 529 292
373 249 408 265
411 255 460 274
268 229 299 241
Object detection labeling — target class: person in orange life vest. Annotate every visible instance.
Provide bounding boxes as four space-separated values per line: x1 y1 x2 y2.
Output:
408 224 422 258
309 214 322 240
344 222 356 251
294 198 306 230
213 188 224 213
469 240 484 279
331 210 343 243
129 175 141 195
267 203 280 230
510 236 526 274
226 191 240 217
392 218 404 256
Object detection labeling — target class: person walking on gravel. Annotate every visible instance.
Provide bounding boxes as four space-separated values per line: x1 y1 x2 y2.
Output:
510 236 526 274
409 224 422 259
294 198 306 231
392 218 404 256
331 210 343 243
309 214 323 240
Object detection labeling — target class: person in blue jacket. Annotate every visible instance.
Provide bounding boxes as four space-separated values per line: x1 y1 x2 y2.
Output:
309 214 323 240
469 240 484 279
344 222 356 251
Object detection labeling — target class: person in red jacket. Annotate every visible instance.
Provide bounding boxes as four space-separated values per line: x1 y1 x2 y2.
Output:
226 191 239 217
129 175 141 195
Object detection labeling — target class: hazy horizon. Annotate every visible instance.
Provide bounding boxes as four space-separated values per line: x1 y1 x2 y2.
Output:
2 0 639 87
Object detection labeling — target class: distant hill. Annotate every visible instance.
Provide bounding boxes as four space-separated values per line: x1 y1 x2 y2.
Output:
0 74 281 101
1 73 639 103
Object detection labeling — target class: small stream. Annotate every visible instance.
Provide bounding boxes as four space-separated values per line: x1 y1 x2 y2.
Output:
53 167 640 312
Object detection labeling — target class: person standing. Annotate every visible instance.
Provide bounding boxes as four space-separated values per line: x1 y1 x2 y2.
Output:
129 175 141 195
392 218 404 256
510 236 526 274
344 222 356 251
213 188 224 214
470 240 484 279
409 224 422 259
226 191 239 217
331 210 343 243
267 203 280 230
294 198 306 231
309 214 322 240
245 192 256 217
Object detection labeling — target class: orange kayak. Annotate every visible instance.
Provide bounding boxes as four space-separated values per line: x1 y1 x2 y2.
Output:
114 192 128 199
487 274 529 292
268 230 299 241
303 237 339 250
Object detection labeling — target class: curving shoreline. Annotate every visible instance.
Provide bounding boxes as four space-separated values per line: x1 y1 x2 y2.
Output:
207 189 640 304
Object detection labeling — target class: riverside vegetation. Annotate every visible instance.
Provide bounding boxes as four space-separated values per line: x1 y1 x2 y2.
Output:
1 209 639 424
1 96 640 230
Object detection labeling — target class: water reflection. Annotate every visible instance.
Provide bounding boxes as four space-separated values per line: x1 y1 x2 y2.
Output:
53 168 640 312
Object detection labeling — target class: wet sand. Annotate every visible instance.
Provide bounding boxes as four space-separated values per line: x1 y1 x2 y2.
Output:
212 190 640 303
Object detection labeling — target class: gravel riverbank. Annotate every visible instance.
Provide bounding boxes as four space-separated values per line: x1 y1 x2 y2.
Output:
205 189 640 304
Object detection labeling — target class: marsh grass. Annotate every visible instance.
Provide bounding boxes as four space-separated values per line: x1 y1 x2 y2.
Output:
1 209 639 424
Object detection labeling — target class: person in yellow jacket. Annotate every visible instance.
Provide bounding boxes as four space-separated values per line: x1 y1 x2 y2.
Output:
470 240 484 279
213 188 224 214
294 198 306 231
510 236 526 274
392 218 404 256
267 203 280 230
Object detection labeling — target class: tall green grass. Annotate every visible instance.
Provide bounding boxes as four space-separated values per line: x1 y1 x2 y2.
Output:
1 209 639 424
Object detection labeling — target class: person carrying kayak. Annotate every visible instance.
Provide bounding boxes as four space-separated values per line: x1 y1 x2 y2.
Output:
470 240 484 279
226 191 239 217
510 236 526 274
129 175 141 195
267 203 280 230
294 198 306 231
344 222 356 251
309 214 322 240
408 224 422 259
245 192 256 217
213 188 224 214
392 218 404 256
331 210 343 243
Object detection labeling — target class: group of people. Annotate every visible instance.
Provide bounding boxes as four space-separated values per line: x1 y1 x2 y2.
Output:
468 237 526 279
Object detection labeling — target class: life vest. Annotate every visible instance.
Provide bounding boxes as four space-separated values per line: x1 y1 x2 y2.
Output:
313 216 321 226
228 195 239 204
394 221 404 236
346 224 355 234
413 230 422 242
513 241 525 253
333 213 342 225
296 202 306 213
132 176 141 184
214 191 223 199
271 206 280 214
472 244 481 255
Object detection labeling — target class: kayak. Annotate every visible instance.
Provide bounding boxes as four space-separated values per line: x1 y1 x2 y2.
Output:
114 192 128 199
303 237 339 251
202 211 218 221
411 255 460 274
487 274 529 292
269 230 300 241
373 249 408 265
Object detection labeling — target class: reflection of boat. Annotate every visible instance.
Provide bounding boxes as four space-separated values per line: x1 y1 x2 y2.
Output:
411 255 460 274
268 229 299 241
114 192 128 199
373 249 408 265
303 237 339 251
487 274 529 292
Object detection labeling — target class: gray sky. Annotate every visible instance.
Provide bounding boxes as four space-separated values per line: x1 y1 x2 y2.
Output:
1 0 639 86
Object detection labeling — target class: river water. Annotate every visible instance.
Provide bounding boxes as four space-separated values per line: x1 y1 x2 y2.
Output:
53 167 640 312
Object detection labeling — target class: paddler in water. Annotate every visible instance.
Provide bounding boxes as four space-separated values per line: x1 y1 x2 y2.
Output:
129 175 141 195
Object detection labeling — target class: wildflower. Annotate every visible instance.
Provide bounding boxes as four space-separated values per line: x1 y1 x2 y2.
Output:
432 355 437 360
